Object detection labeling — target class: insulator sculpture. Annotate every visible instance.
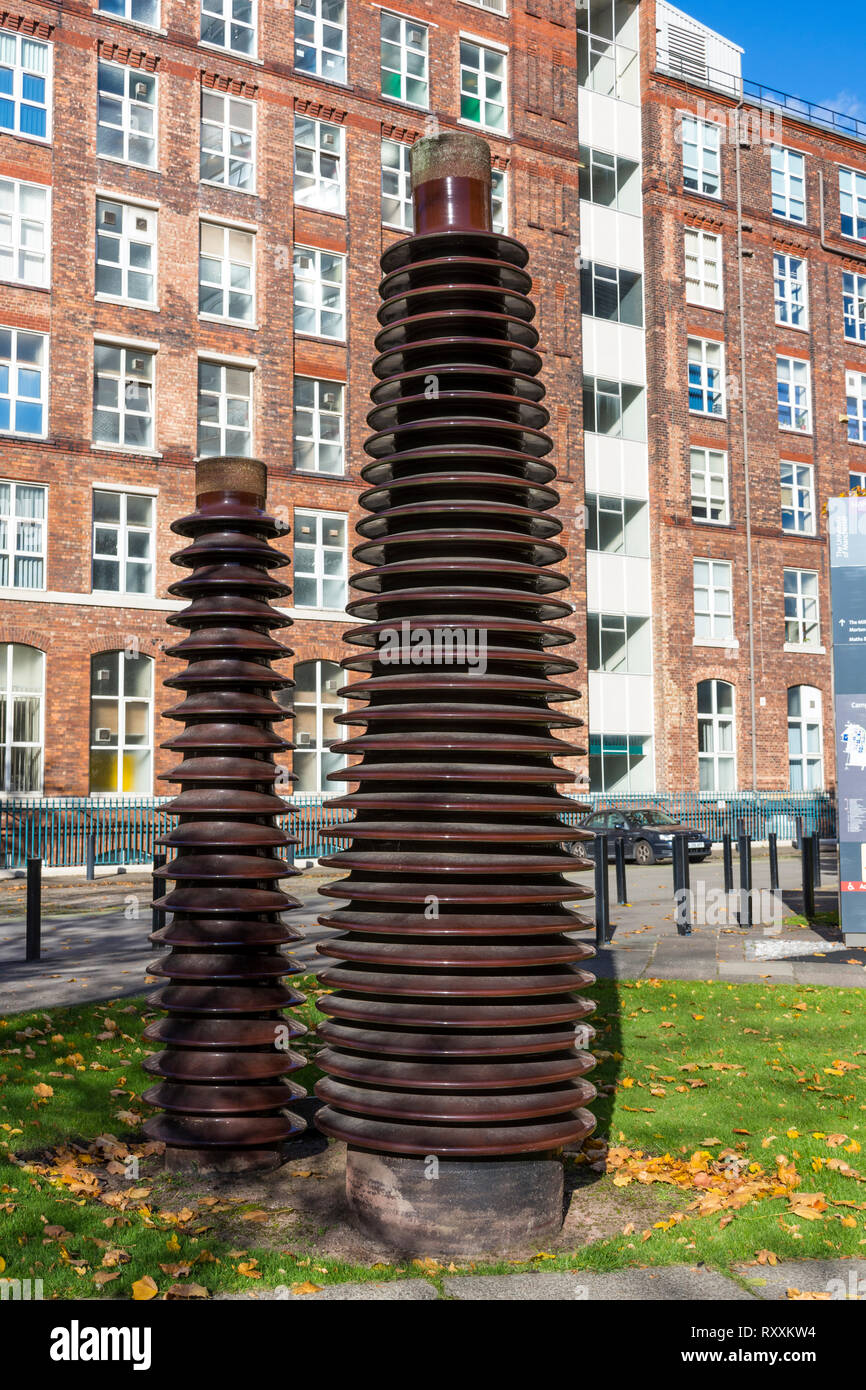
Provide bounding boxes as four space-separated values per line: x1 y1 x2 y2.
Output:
314 132 597 1253
142 456 308 1172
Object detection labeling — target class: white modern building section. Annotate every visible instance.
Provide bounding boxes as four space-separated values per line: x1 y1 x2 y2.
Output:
655 0 743 94
578 0 655 793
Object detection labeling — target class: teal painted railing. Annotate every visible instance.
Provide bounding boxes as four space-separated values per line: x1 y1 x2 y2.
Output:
0 790 835 870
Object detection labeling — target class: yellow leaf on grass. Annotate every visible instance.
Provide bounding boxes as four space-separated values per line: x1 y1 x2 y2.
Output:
237 1261 261 1279
756 1250 778 1266
33 1084 53 1099
132 1276 158 1301
166 1233 180 1253
692 1014 705 1021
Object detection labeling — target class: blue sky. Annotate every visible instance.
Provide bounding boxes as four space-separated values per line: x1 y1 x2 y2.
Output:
679 1 866 118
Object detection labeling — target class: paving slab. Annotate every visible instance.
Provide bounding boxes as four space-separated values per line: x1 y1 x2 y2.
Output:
735 1258 866 1301
444 1267 755 1301
216 1279 438 1301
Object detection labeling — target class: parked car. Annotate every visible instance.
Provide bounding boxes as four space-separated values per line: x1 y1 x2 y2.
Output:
566 806 713 865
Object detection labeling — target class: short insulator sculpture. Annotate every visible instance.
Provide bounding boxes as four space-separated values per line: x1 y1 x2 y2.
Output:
143 456 307 1173
314 132 597 1253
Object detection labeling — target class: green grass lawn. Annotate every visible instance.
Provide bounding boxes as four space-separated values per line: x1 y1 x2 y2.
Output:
1 976 864 1298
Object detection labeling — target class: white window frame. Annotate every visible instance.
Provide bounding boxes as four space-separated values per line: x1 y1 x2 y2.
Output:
89 649 154 797
693 558 733 641
289 658 346 795
197 357 255 458
780 460 815 536
198 220 255 324
0 481 46 590
293 508 348 611
293 376 345 475
200 89 256 192
847 370 866 445
681 116 721 199
97 0 161 27
771 146 806 224
787 685 823 792
774 252 808 330
688 336 725 417
95 197 157 307
0 643 44 795
293 245 346 341
0 177 50 288
579 145 640 215
294 0 347 85
0 326 48 439
459 36 508 134
784 568 820 647
381 137 413 230
97 60 158 169
684 228 723 309
583 376 646 442
840 166 866 243
379 11 429 109
776 355 812 434
461 0 506 12
690 447 729 525
0 33 52 144
697 679 736 793
851 469 866 493
293 115 345 214
92 343 155 454
200 0 257 58
491 166 508 233
91 487 156 595
843 270 866 343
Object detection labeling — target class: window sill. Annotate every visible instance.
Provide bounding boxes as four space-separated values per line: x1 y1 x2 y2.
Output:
0 430 46 442
96 295 159 312
778 426 813 437
0 277 49 293
285 606 347 622
91 444 162 459
693 636 739 649
95 12 167 37
199 314 258 329
292 69 352 94
772 212 808 229
692 516 732 527
199 41 263 66
457 116 511 139
98 154 158 173
200 179 257 197
781 526 818 539
686 298 724 313
293 332 347 347
784 642 826 655
775 319 810 333
294 200 347 219
688 410 727 422
377 93 431 117
0 131 51 149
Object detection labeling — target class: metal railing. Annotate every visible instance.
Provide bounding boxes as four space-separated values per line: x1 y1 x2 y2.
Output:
0 790 835 869
656 47 866 144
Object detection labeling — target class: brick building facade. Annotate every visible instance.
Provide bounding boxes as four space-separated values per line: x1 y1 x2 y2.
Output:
0 0 860 802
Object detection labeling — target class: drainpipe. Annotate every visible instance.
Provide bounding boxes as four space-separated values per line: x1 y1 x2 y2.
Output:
734 95 759 791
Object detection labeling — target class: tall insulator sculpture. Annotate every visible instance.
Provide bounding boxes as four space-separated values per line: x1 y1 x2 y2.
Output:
143 456 308 1172
314 133 597 1253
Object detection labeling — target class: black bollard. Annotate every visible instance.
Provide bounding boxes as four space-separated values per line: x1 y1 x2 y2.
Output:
801 835 816 920
25 857 41 962
768 832 780 892
673 834 692 936
795 814 804 850
85 832 96 882
614 837 628 905
722 832 733 893
595 834 610 949
811 831 821 889
737 829 753 926
151 851 166 943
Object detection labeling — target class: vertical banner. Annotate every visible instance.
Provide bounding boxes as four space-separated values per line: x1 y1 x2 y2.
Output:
828 497 866 939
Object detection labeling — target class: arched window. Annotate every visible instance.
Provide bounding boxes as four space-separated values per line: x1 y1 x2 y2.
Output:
788 686 823 791
286 659 345 795
697 679 735 792
0 643 44 793
89 650 153 795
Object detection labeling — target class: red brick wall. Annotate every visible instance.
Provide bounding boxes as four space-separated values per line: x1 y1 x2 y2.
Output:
0 0 587 795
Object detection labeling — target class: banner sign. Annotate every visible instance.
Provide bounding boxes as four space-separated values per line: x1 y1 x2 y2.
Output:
828 497 866 937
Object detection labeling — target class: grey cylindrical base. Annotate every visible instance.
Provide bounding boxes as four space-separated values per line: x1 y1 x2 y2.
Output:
346 1148 564 1257
164 1145 282 1175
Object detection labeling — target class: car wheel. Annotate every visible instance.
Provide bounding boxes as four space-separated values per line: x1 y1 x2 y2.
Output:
633 839 654 866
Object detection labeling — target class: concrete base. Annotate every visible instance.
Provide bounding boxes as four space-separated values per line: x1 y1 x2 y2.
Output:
164 1145 283 1175
345 1148 564 1257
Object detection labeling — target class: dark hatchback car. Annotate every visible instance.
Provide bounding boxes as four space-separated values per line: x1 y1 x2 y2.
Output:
568 807 713 865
